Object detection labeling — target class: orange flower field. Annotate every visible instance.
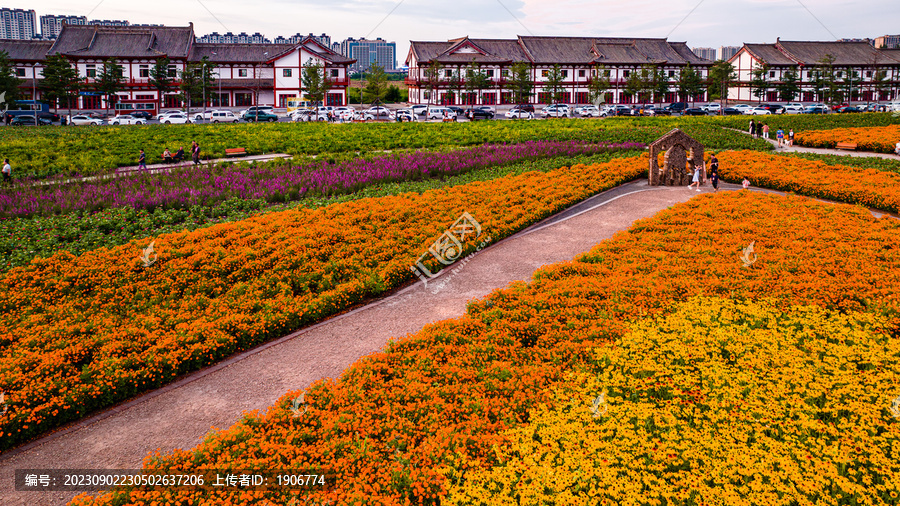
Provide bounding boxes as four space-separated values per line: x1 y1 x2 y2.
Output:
793 124 900 153
716 150 900 212
72 190 900 506
0 156 645 451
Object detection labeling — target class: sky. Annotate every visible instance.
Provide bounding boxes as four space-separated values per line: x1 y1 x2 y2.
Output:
21 0 900 64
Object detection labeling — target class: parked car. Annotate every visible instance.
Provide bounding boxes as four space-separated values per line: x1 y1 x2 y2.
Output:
192 109 229 121
783 104 805 114
363 106 395 120
540 104 570 117
465 108 494 120
665 102 689 114
575 105 601 117
731 104 753 114
38 111 61 122
395 109 415 121
155 110 183 121
802 106 829 114
722 107 743 115
703 103 722 113
427 107 456 120
127 111 153 120
446 106 467 117
610 105 633 116
69 114 104 126
239 106 276 117
10 116 52 126
505 108 532 119
160 113 191 124
836 106 863 113
291 108 328 122
410 104 428 116
242 111 279 122
474 105 496 114
515 104 535 113
682 107 708 116
109 115 146 125
749 107 772 115
760 104 785 114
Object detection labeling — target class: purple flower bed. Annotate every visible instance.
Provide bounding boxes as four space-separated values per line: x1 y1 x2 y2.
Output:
0 141 644 218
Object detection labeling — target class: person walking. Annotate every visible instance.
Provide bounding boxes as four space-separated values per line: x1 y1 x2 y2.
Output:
776 127 785 148
191 141 201 165
1 158 10 183
138 149 147 170
788 128 795 147
762 123 769 139
709 153 719 192
755 121 763 138
687 165 702 191
742 176 751 189
749 119 755 136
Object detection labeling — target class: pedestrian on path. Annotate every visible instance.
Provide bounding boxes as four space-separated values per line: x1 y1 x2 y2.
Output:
709 153 719 192
762 123 769 139
776 128 785 147
789 129 795 147
742 176 751 190
2 158 11 183
191 141 201 165
138 149 147 170
749 119 755 137
755 122 763 138
687 165 702 191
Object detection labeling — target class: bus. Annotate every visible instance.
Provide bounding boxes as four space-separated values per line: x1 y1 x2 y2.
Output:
114 99 158 118
4 100 50 119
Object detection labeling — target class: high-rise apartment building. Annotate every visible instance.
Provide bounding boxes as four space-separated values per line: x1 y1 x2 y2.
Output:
40 14 86 39
691 47 716 60
340 37 396 71
0 8 37 40
875 35 900 49
718 45 740 61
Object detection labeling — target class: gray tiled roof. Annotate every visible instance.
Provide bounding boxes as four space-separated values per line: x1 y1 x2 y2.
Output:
48 25 193 58
742 44 798 65
777 40 896 66
0 40 53 61
190 40 353 64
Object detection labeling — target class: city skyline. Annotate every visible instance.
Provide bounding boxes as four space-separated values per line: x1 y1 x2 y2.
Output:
8 0 900 61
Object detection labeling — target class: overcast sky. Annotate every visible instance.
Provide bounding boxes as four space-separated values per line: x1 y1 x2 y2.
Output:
22 0 900 63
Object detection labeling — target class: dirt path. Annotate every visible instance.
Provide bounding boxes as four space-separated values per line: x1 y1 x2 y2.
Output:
0 179 890 505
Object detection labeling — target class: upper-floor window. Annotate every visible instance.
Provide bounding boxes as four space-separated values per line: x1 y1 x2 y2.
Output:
331 69 339 77
623 70 630 77
866 70 872 78
769 71 775 78
502 69 510 77
239 68 248 77
16 67 25 77
541 69 548 77
561 70 568 78
283 69 292 77
167 64 177 78
139 65 149 78
445 69 452 77
668 70 675 77
86 64 96 78
578 69 585 77
836 71 843 78
485 69 494 77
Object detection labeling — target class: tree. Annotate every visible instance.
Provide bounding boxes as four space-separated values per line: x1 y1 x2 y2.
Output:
301 58 331 106
650 66 670 106
542 64 566 109
509 61 533 105
588 65 610 106
363 62 388 106
707 60 736 105
624 68 643 104
676 64 703 104
873 69 890 102
776 69 800 102
464 61 490 108
96 58 124 117
839 69 860 102
812 54 838 104
423 60 443 114
178 57 213 116
149 56 173 110
385 85 402 103
40 53 81 116
445 68 463 105
749 63 770 103
0 50 22 104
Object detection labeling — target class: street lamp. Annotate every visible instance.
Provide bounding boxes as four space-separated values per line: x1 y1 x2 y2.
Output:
212 52 221 109
32 63 38 124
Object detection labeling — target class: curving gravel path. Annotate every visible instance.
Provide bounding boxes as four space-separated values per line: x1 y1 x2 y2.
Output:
0 178 889 506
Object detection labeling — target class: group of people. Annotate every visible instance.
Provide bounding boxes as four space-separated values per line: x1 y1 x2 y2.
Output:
685 153 752 192
749 119 794 148
137 141 202 170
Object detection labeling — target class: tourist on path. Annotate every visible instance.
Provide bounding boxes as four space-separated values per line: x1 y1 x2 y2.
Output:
755 122 763 138
749 119 755 137
789 129 795 147
762 123 769 139
191 141 201 165
687 166 702 191
2 158 10 183
138 149 147 170
742 176 751 190
776 128 785 148
709 153 719 192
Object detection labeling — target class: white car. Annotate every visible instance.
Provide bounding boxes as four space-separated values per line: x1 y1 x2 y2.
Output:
703 103 722 113
395 109 415 121
410 104 429 116
333 106 356 120
363 106 395 120
155 110 184 120
160 113 191 124
109 115 146 125
69 114 104 126
783 104 805 114
238 105 276 117
209 111 239 123
291 108 328 122
505 108 533 119
748 107 772 115
575 105 601 117
192 109 231 121
731 104 753 114
540 104 570 117
426 107 456 120
474 105 496 114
